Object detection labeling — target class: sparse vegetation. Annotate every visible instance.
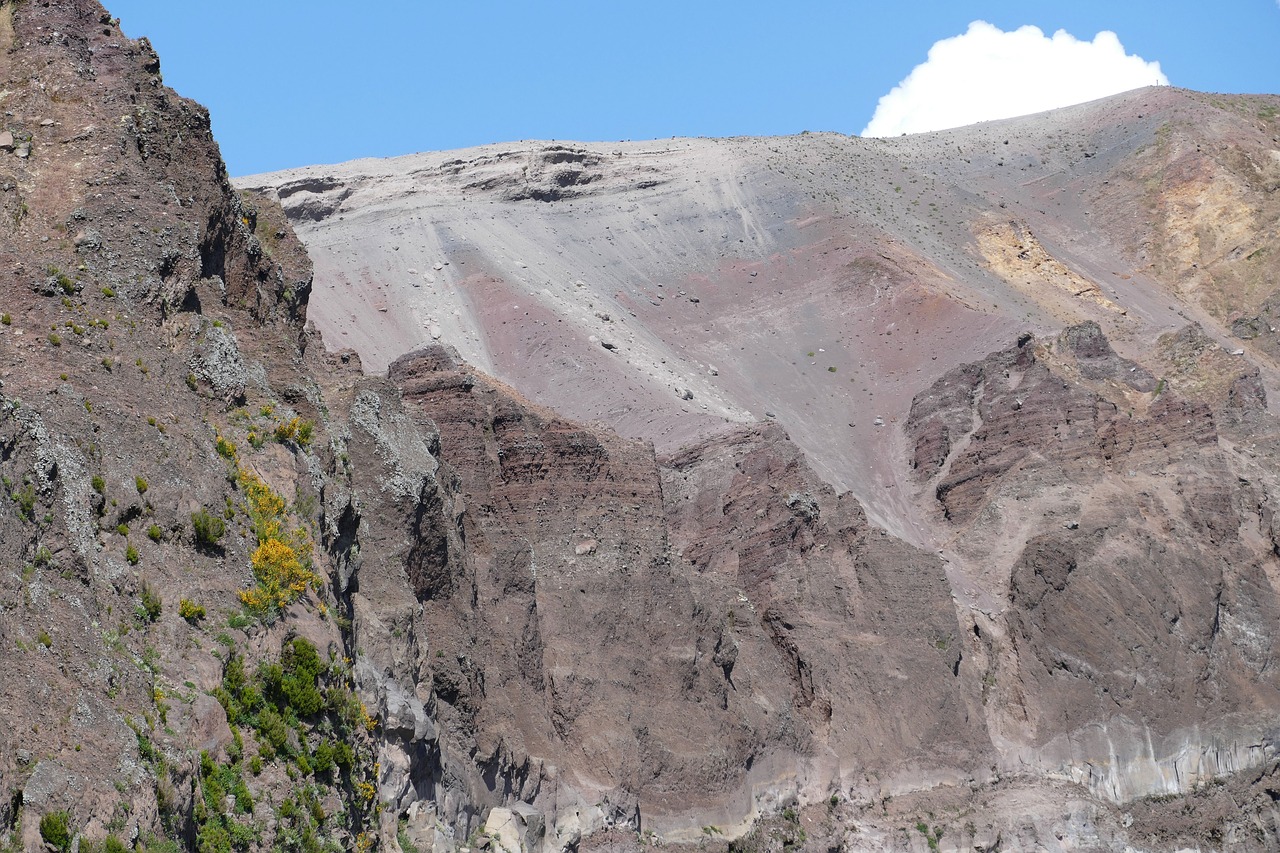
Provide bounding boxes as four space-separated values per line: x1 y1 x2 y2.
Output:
273 416 315 446
39 810 72 852
135 475 148 494
915 822 944 852
206 637 373 847
48 266 76 296
192 507 226 551
147 523 163 542
179 598 206 623
11 481 37 520
215 434 237 460
138 582 161 621
236 468 322 617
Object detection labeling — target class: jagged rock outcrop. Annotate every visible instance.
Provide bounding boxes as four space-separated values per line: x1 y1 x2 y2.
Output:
351 346 985 846
907 327 1280 811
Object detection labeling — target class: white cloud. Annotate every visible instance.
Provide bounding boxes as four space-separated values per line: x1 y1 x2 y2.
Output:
861 21 1168 137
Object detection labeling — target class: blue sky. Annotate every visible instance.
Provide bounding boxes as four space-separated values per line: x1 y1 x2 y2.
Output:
106 1 1280 176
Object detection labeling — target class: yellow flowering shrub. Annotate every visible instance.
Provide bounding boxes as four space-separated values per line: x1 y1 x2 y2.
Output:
238 537 321 614
238 469 286 542
234 467 322 616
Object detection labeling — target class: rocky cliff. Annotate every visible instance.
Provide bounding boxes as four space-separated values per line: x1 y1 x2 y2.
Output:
5 1 1280 851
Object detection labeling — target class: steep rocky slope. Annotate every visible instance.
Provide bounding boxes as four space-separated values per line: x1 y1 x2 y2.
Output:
6 1 1280 852
0 0 379 849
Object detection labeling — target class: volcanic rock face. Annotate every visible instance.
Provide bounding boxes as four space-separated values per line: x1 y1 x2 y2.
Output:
381 346 983 841
908 331 1280 797
237 84 1280 851
7 1 1280 851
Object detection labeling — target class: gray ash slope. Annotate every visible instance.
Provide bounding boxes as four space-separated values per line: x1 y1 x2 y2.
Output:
241 87 1280 546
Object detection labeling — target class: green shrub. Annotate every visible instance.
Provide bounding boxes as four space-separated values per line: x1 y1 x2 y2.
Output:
312 740 335 774
232 777 253 814
191 508 225 551
0 313 10 325
214 435 237 460
255 705 289 752
125 542 139 565
117 523 129 536
102 836 130 853
139 583 161 621
91 475 106 495
147 524 163 542
40 810 72 852
13 482 36 520
135 476 148 494
37 629 52 648
101 286 116 298
48 332 61 346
